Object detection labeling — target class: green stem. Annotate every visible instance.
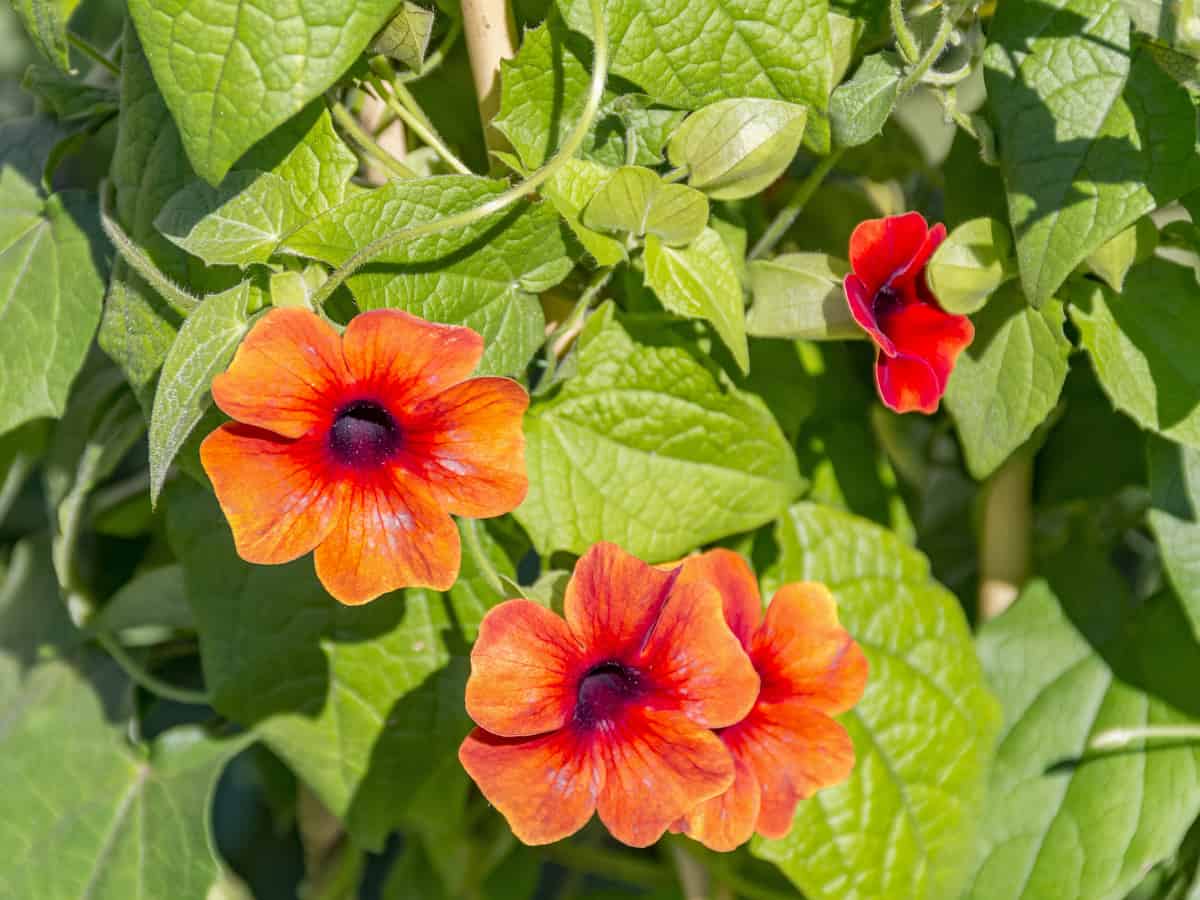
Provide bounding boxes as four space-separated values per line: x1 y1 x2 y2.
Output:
68 31 120 76
309 0 610 310
97 632 211 706
1091 725 1200 751
463 517 506 597
662 165 689 184
540 844 673 889
100 183 201 316
398 17 463 83
330 99 419 180
896 11 956 96
370 79 473 174
748 149 844 260
890 0 922 64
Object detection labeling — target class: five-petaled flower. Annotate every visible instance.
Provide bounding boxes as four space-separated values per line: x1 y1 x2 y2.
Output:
199 307 528 606
458 542 761 847
673 550 868 851
844 212 974 414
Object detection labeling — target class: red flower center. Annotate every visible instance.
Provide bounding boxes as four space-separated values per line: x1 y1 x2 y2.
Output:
574 661 643 729
329 400 402 467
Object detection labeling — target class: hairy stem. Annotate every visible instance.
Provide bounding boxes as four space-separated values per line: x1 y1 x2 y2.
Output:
369 79 473 174
330 99 418 180
68 31 120 76
309 0 609 310
748 149 844 260
97 633 211 706
896 10 956 96
1092 724 1200 751
890 0 922 64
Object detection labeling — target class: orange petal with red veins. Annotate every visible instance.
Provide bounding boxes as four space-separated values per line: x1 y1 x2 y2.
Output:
211 308 349 438
459 727 600 846
729 699 856 839
638 579 759 729
313 475 460 604
405 376 529 518
676 548 762 647
678 750 761 852
847 212 930 296
200 424 342 565
465 599 585 738
342 309 484 405
755 583 868 713
564 543 681 661
595 707 735 848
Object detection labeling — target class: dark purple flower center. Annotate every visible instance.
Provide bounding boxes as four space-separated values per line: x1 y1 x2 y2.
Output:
574 661 642 730
329 400 401 467
873 283 906 320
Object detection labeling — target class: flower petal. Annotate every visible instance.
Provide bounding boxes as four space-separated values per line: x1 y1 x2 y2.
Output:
676 548 762 648
875 350 942 414
847 212 929 296
729 699 856 839
211 308 349 438
638 579 760 729
754 583 869 714
595 706 734 847
459 727 600 845
875 300 974 413
313 475 460 604
891 222 946 294
844 274 895 355
465 599 585 738
199 424 342 564
564 543 681 661
342 309 485 406
404 376 529 518
677 750 761 852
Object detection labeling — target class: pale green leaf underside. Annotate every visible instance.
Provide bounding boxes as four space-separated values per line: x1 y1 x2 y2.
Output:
583 165 709 246
1069 258 1200 449
753 503 1001 900
516 303 802 561
559 0 833 110
966 581 1200 900
984 0 1200 305
1147 435 1200 642
128 0 398 184
945 285 1070 479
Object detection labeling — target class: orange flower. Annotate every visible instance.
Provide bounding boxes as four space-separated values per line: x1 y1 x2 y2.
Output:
458 542 760 847
199 307 528 605
674 550 868 851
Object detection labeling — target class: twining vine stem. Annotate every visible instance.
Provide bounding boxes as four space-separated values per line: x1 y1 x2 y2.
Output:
308 0 610 310
329 98 419 180
896 9 957 96
748 149 844 261
367 77 473 175
68 30 120 76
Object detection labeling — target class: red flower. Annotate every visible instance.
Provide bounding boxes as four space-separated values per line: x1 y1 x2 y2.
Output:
199 307 528 605
458 542 760 847
673 550 868 851
844 212 974 414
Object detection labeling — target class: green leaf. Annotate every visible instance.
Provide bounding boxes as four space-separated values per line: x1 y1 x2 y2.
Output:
166 481 472 851
746 252 860 340
965 580 1200 900
1084 215 1159 292
1 539 242 900
284 175 571 375
1069 257 1200 448
0 117 107 436
753 503 1001 900
560 0 833 110
371 1 437 71
449 521 516 642
985 2 1200 306
156 171 309 267
667 99 807 200
148 284 256 503
12 0 78 71
644 228 749 371
90 564 194 642
515 303 802 560
586 94 687 169
828 52 901 149
127 0 400 184
1147 435 1200 642
21 64 118 121
582 165 709 246
944 284 1071 479
542 158 627 266
925 217 1016 316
